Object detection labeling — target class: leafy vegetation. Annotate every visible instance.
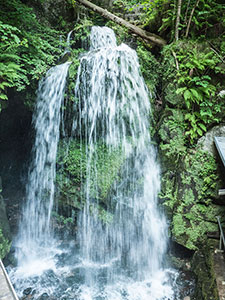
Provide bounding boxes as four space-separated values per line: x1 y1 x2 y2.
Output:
161 148 223 249
0 193 11 259
0 0 65 111
160 40 224 144
0 0 224 261
0 228 11 259
56 140 124 223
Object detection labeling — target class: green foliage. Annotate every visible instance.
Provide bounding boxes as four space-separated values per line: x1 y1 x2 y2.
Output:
0 21 28 104
56 140 86 209
159 1 176 38
56 140 125 224
161 42 225 144
159 109 187 161
52 211 73 225
56 140 124 208
0 0 63 111
159 0 225 41
161 146 222 250
136 42 161 91
175 43 223 143
0 228 11 259
90 204 114 224
187 0 225 38
183 150 219 202
93 144 124 200
71 18 93 45
65 19 95 104
112 0 169 26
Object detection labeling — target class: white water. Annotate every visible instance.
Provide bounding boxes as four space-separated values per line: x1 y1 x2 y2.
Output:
64 30 73 54
73 26 175 298
14 62 70 272
9 27 180 300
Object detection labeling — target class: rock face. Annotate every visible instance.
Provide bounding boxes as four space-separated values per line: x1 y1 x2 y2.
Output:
192 241 219 300
158 110 225 299
0 187 11 259
41 0 75 26
198 124 225 155
159 110 225 250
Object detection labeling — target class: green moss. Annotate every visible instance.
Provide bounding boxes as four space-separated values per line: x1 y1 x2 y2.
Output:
161 143 223 250
56 140 125 221
136 43 161 92
172 214 187 237
0 228 11 259
0 194 11 259
192 241 219 300
159 108 187 162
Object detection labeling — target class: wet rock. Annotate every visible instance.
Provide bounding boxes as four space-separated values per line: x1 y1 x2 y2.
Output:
192 241 219 300
57 51 71 65
38 293 48 300
23 287 32 295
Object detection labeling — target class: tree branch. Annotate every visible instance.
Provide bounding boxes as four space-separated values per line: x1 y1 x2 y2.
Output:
185 0 200 38
75 0 166 46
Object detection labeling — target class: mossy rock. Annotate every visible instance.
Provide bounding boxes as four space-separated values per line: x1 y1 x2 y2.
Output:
0 195 11 259
191 241 219 300
164 83 184 106
56 139 125 214
161 138 225 250
158 108 187 165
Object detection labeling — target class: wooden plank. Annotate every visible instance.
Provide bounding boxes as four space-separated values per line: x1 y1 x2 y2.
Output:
214 137 225 168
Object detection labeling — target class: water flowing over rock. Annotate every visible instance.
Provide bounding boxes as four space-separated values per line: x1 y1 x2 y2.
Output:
72 26 175 298
14 62 70 269
9 27 178 299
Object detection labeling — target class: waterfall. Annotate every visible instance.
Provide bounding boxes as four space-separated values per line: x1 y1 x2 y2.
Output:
15 62 70 273
9 27 178 300
72 26 175 298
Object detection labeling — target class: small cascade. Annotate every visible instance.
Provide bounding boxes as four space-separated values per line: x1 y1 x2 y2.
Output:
66 30 73 50
64 30 73 57
58 31 73 64
14 62 70 274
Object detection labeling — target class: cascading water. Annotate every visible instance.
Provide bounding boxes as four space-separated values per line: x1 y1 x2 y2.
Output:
12 62 70 275
8 27 181 300
72 26 176 299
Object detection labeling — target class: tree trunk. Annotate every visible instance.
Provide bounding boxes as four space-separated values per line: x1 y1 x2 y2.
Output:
175 0 182 41
184 0 191 25
185 0 200 38
75 0 166 46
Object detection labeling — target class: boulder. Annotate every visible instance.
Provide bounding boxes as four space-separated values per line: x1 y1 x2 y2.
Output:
198 125 225 155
